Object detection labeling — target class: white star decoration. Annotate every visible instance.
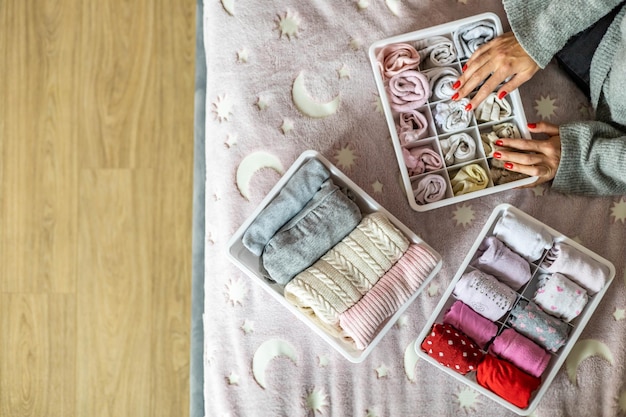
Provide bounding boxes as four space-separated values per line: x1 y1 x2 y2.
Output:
305 387 329 414
225 133 238 148
454 386 481 412
212 94 233 122
349 37 362 51
241 319 254 334
534 95 558 120
256 96 269 111
237 49 249 63
281 118 294 134
317 355 329 367
453 204 475 227
366 407 380 417
334 145 357 170
395 314 409 329
276 10 301 39
375 364 390 378
227 372 240 385
338 64 351 79
427 283 440 297
372 180 383 193
611 198 626 223
224 278 247 306
373 93 383 113
532 184 546 197
614 308 626 321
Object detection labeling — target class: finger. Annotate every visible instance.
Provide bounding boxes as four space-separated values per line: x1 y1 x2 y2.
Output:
495 137 547 153
495 150 545 167
496 70 535 101
529 121 559 136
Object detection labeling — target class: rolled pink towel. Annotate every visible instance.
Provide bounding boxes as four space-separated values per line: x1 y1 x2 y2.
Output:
339 243 440 350
398 109 429 144
443 300 498 349
489 328 551 378
387 70 430 112
413 174 447 205
402 147 443 176
376 43 420 80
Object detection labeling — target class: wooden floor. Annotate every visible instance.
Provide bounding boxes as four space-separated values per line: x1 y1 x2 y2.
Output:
0 1 195 416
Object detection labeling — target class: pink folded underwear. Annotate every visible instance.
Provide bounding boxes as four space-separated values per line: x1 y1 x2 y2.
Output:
398 109 429 144
376 43 420 80
443 300 498 349
489 328 551 378
413 174 447 205
403 147 443 176
387 70 430 112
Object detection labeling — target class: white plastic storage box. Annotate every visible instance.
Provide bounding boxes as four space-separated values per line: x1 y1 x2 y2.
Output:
369 13 537 211
415 204 615 415
227 150 443 362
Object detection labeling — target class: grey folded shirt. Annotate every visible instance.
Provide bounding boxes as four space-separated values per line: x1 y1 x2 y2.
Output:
261 180 362 285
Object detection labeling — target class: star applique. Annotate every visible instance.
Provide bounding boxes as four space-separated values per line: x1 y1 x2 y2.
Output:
366 407 380 417
610 198 626 224
532 184 546 197
372 93 383 113
256 96 269 111
276 10 302 39
534 95 558 120
375 364 390 378
334 145 357 170
338 64 351 80
357 0 369 9
372 180 383 193
224 277 247 306
395 314 409 329
281 118 294 134
227 372 240 385
317 355 329 367
454 386 481 413
211 94 233 122
237 48 249 63
453 204 475 227
305 387 329 414
428 283 440 297
349 37 363 51
225 133 238 148
614 308 626 321
241 319 254 334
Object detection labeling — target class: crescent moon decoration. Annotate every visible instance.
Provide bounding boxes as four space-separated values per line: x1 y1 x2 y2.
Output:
292 72 340 118
236 151 284 201
385 0 401 16
221 0 234 15
252 339 298 389
565 339 614 385
404 341 419 382
618 390 626 413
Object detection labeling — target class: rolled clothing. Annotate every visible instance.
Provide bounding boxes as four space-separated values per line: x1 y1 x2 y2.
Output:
489 328 551 378
424 66 461 100
492 210 553 262
414 35 457 66
481 122 521 157
453 19 497 59
339 243 440 350
403 147 443 176
491 158 529 185
476 354 541 409
475 92 513 122
540 241 610 295
443 300 498 349
453 269 517 322
387 70 430 112
284 212 409 335
398 109 429 144
440 132 477 166
471 236 531 290
451 163 489 196
420 323 484 375
413 174 447 205
434 99 472 132
533 272 589 321
508 300 570 353
242 158 330 256
376 42 421 80
262 180 362 284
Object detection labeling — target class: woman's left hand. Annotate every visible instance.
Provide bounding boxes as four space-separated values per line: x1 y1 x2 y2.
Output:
493 122 562 187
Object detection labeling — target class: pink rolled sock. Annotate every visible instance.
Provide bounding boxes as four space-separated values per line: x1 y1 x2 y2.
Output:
339 243 439 350
387 70 430 112
403 147 443 176
398 109 429 144
489 328 551 378
376 43 420 80
443 300 498 349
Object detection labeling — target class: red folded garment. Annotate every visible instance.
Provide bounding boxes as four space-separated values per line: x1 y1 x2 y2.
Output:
420 323 484 375
476 354 542 409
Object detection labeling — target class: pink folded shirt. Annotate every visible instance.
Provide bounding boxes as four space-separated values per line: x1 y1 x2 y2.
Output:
489 328 551 378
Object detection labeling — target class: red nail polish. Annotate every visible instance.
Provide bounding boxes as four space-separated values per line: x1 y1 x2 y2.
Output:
493 151 501 159
451 92 459 100
498 90 507 100
504 162 513 169
527 123 537 129
462 64 467 72
452 80 461 90
464 103 472 111
495 140 504 146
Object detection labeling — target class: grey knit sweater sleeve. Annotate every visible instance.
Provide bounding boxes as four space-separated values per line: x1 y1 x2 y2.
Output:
502 0 624 67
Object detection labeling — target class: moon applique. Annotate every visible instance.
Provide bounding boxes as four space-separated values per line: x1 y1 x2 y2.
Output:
565 339 614 385
236 151 284 201
252 339 298 389
292 71 340 118
404 341 420 382
220 0 234 15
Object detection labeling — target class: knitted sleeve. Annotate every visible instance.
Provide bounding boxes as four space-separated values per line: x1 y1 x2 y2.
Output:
502 0 624 68
552 120 626 195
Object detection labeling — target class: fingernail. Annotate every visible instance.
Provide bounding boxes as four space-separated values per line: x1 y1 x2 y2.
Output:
462 64 467 72
504 162 513 169
498 90 507 100
451 92 459 100
495 140 504 146
464 103 472 111
527 123 537 129
452 80 461 90
493 151 502 159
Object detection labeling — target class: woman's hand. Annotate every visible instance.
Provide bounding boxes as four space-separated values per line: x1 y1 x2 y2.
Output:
493 122 562 187
452 32 540 111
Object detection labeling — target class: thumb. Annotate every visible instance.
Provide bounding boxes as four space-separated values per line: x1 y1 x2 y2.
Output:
527 121 559 136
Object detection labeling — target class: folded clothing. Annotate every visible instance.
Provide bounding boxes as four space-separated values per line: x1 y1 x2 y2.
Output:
508 300 570 353
424 66 461 100
533 272 589 321
376 42 420 80
475 92 512 122
453 269 517 322
472 236 531 290
414 35 457 66
284 212 409 335
413 174 447 205
490 158 529 185
476 354 541 409
481 122 521 157
339 243 440 350
453 19 497 59
541 241 610 295
434 99 472 133
403 147 443 176
443 300 498 349
398 109 429 144
492 210 552 262
420 323 484 375
451 163 488 196
440 132 476 166
242 158 330 256
489 328 551 378
262 180 362 284
387 70 430 112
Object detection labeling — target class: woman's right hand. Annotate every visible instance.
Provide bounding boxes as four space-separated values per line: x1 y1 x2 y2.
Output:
453 32 540 111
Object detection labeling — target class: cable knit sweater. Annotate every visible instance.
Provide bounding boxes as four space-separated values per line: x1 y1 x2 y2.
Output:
503 0 626 195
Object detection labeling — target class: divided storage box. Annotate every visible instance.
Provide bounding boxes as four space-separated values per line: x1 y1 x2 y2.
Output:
369 13 536 211
227 150 442 362
415 204 615 415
